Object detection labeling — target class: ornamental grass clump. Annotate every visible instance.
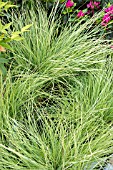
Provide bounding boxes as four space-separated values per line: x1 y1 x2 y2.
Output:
0 70 113 170
0 3 113 170
10 4 113 79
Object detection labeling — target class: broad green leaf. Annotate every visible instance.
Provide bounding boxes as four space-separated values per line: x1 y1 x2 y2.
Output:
21 24 32 32
62 9 67 14
0 42 12 51
3 38 11 43
4 4 16 10
107 3 111 7
0 2 7 9
3 22 12 30
0 34 4 41
11 34 19 39
11 33 24 41
0 63 7 75
60 0 65 2
12 36 24 41
0 57 8 63
83 9 88 13
0 29 7 34
73 3 76 7
12 31 21 35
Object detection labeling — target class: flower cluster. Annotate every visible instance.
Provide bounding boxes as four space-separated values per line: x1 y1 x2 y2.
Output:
65 0 101 18
87 0 100 15
66 0 74 8
77 10 85 18
87 1 100 9
101 5 113 26
64 0 113 30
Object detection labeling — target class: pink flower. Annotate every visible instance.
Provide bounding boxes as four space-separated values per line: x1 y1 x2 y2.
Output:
94 1 100 6
101 14 111 27
77 10 85 18
86 10 91 15
102 14 111 23
87 1 94 9
94 1 100 8
110 45 113 49
104 5 113 14
66 0 74 8
87 1 100 9
101 21 107 27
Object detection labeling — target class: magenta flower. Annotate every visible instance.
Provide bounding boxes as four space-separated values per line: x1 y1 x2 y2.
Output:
77 10 85 18
87 1 94 9
66 0 74 8
87 1 100 9
102 5 113 27
94 1 100 8
94 1 100 6
102 14 111 23
101 13 111 27
104 5 113 14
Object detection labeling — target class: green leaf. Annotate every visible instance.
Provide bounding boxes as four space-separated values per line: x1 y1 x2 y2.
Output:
0 57 8 63
1 29 7 34
0 2 7 9
4 4 16 9
0 63 7 75
11 34 24 41
0 34 4 41
3 22 12 30
62 11 67 15
13 36 24 41
73 3 76 7
12 31 21 35
3 38 11 43
0 42 12 51
0 20 3 30
21 24 32 32
83 8 88 13
60 0 65 2
107 3 111 7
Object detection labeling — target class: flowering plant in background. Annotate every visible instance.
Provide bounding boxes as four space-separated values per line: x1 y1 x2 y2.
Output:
101 4 113 27
63 1 113 28
63 0 102 17
62 0 102 21
31 0 113 40
77 10 85 18
66 0 74 8
87 0 101 15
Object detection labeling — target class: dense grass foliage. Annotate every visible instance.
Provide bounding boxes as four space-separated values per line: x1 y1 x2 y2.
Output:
10 6 112 74
0 3 113 170
0 71 113 170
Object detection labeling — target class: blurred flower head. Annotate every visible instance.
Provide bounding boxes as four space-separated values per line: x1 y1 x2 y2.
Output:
66 0 74 8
